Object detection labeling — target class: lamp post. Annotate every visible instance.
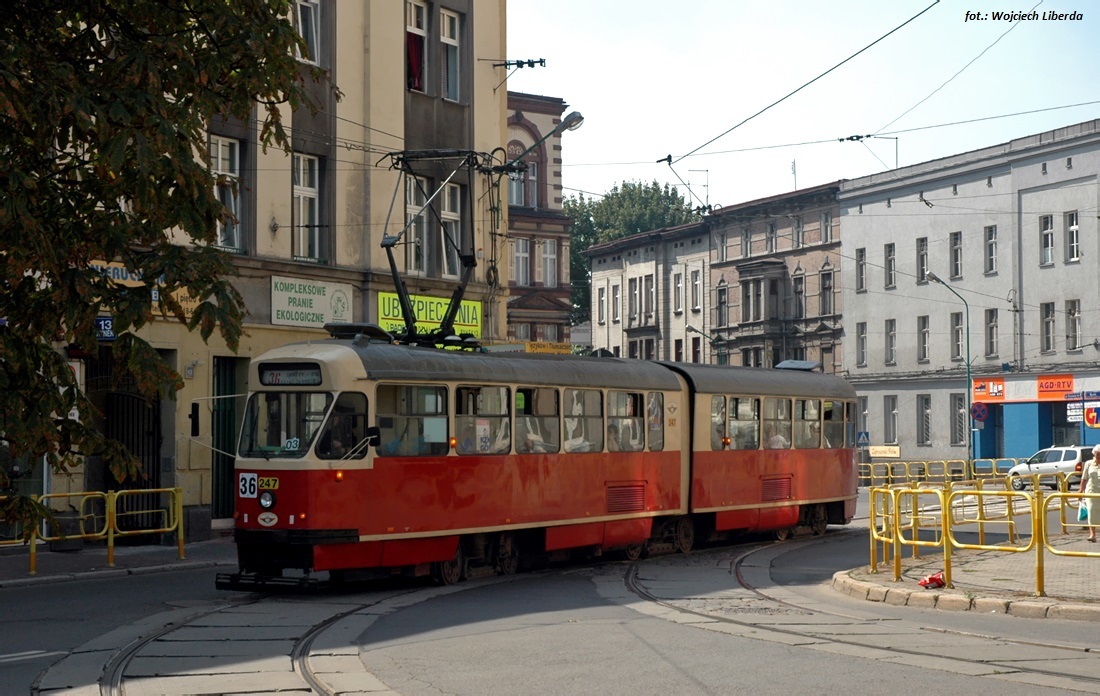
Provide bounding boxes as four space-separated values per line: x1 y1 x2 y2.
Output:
499 110 584 174
927 272 972 470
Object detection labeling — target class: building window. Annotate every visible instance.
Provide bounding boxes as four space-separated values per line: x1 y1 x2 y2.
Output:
293 153 320 261
949 231 962 278
440 9 460 101
440 183 462 278
597 287 606 324
985 308 998 356
820 212 833 243
405 175 428 273
916 394 931 446
950 312 963 360
766 222 776 253
295 0 321 65
643 274 654 317
542 239 558 288
741 279 762 322
611 285 620 322
691 337 701 363
793 276 804 319
1067 299 1081 351
514 323 530 341
884 318 896 364
982 225 997 274
209 136 240 250
950 393 966 446
405 1 427 92
884 395 898 445
855 248 866 292
792 216 803 248
674 339 683 362
1066 211 1080 262
716 232 726 262
628 278 638 320
858 396 869 433
1041 302 1055 352
1039 215 1055 266
691 270 701 310
508 164 537 207
856 322 867 367
820 272 834 315
544 324 559 342
916 237 928 282
741 228 751 257
513 238 530 286
884 243 896 288
716 286 728 327
673 273 683 313
917 315 929 362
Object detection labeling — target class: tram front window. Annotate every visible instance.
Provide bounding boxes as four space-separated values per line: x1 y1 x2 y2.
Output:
239 391 332 458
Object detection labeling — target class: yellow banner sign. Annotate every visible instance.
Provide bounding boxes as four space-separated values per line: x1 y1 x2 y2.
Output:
90 260 198 318
526 342 571 354
378 292 482 337
868 446 901 458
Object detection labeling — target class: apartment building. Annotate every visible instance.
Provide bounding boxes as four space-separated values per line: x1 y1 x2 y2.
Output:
54 1 509 538
840 119 1100 462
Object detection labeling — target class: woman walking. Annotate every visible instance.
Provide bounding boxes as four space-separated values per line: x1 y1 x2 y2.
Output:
1081 444 1100 542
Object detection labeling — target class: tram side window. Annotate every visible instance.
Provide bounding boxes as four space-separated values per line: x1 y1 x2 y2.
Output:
455 385 510 455
375 384 449 457
240 391 332 458
710 396 726 450
608 391 644 452
317 392 368 460
845 401 856 448
564 389 603 453
647 392 664 451
728 397 759 450
763 397 791 449
793 398 821 449
515 387 559 454
823 401 844 449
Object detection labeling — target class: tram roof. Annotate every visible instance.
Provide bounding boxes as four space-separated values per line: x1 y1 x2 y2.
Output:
340 341 684 391
657 361 857 400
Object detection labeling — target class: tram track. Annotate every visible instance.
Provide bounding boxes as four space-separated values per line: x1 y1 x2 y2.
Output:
621 534 1100 693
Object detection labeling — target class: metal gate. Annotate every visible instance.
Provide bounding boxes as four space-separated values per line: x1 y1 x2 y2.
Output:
106 392 162 532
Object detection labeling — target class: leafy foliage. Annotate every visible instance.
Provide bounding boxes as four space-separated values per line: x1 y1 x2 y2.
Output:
565 181 694 324
0 1 327 505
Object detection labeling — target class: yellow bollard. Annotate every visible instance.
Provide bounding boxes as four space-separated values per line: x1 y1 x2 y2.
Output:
106 490 116 568
176 488 186 560
1034 487 1046 597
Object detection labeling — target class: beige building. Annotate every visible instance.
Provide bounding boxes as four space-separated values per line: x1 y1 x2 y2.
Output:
505 92 575 348
49 1 510 538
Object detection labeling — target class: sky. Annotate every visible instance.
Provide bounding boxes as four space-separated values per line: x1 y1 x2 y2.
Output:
505 0 1098 209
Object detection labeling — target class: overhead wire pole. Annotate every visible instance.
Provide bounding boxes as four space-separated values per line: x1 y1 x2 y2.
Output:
928 272 973 473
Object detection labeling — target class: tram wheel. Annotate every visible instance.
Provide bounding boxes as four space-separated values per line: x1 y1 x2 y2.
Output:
810 505 828 536
622 543 645 561
432 545 464 586
774 528 792 541
675 516 695 554
496 533 519 576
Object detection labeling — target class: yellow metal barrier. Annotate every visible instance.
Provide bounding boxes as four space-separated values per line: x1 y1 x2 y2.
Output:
1 488 185 575
872 478 1097 598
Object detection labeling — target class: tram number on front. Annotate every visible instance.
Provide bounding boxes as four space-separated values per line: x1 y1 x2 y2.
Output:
239 473 258 498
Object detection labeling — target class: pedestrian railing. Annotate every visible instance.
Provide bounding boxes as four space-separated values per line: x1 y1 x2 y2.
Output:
870 477 1097 597
0 488 185 575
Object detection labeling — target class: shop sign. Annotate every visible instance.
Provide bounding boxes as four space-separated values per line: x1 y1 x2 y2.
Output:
271 276 353 328
526 342 571 354
90 260 199 318
378 292 481 337
1037 374 1074 401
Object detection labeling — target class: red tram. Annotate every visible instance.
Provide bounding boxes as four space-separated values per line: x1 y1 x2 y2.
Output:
217 325 857 588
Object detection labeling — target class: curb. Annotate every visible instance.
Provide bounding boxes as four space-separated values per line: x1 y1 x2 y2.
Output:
831 570 1100 622
0 560 236 589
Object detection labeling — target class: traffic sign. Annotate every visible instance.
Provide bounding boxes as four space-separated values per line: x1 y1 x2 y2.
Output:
856 431 870 448
970 402 988 422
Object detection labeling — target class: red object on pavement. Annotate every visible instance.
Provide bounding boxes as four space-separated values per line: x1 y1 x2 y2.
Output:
918 571 945 589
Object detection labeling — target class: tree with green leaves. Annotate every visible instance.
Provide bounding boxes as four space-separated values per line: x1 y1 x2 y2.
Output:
0 0 328 536
565 181 694 324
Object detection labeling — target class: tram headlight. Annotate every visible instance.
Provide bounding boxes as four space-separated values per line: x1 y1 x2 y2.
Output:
259 490 276 509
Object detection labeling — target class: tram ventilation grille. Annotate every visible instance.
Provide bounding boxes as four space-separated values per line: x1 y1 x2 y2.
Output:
607 485 645 513
761 477 792 501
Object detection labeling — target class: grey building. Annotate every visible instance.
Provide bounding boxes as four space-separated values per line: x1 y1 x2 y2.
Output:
840 119 1100 462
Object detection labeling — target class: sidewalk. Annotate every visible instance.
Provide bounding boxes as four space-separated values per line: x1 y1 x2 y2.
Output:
833 529 1100 622
0 535 238 588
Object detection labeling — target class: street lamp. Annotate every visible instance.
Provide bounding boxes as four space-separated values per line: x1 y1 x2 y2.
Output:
499 110 584 173
927 271 972 470
686 324 725 364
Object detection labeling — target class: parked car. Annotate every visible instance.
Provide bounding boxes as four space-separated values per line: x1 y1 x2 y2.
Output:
1006 446 1089 490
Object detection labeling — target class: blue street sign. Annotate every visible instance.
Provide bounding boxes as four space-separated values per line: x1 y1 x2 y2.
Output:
95 316 116 341
856 431 870 448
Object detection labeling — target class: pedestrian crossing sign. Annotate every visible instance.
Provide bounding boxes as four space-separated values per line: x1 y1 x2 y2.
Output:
856 431 870 448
